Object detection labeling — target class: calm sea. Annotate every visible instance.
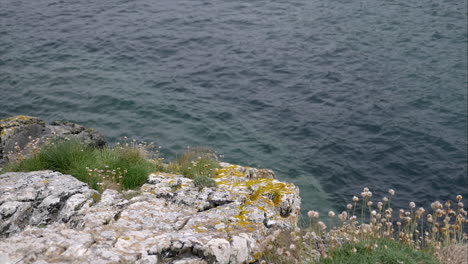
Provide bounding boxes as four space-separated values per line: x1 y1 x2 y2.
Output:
1 0 467 216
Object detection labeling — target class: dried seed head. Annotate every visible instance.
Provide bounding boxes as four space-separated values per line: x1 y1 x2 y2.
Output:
388 189 395 196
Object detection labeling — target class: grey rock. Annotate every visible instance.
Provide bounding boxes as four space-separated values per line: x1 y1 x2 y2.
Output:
0 171 98 237
0 163 301 263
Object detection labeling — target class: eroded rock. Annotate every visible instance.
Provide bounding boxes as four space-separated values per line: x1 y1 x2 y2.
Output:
0 163 300 263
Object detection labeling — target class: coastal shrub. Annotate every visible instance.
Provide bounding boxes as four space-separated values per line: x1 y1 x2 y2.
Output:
3 138 162 191
167 147 220 180
260 188 467 264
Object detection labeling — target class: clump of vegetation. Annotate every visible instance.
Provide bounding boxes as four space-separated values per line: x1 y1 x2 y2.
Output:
322 238 440 264
4 137 221 191
193 175 216 189
168 147 220 179
260 188 467 264
3 137 163 192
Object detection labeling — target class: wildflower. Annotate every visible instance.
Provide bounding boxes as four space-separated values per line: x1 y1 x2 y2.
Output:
416 207 425 215
347 203 353 210
431 201 439 209
458 202 464 208
456 195 463 201
371 210 377 216
318 221 327 230
308 210 319 219
339 211 347 222
409 202 416 209
290 231 297 241
328 211 335 218
353 196 359 202
289 244 296 251
388 189 395 196
367 201 373 207
351 248 357 253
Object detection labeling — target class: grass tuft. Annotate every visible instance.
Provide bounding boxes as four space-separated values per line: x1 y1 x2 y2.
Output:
193 175 216 189
3 138 161 192
322 238 439 264
168 147 220 180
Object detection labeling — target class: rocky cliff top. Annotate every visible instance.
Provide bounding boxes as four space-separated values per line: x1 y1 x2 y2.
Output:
0 116 301 264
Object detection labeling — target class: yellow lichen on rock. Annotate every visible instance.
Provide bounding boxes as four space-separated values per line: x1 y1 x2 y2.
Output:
0 115 43 129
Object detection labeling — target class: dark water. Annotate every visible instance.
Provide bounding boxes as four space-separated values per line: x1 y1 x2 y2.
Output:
1 0 467 216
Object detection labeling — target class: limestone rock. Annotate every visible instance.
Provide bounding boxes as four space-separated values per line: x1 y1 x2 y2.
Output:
0 163 300 263
0 171 98 237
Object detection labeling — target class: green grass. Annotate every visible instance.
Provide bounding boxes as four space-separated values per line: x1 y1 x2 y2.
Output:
321 238 440 264
193 175 216 189
168 147 219 179
3 138 161 191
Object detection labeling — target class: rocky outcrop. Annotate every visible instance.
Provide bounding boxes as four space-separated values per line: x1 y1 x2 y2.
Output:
0 163 300 264
0 170 99 238
0 115 106 167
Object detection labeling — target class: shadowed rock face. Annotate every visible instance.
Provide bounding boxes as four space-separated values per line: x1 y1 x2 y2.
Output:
0 163 300 264
0 115 106 167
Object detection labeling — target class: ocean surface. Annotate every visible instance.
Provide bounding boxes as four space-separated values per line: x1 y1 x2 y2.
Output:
1 0 467 217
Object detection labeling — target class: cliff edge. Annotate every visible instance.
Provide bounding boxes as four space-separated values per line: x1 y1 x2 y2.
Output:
0 116 301 264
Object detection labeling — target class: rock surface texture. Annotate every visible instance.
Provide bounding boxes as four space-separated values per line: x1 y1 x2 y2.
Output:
0 115 106 167
0 163 300 264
